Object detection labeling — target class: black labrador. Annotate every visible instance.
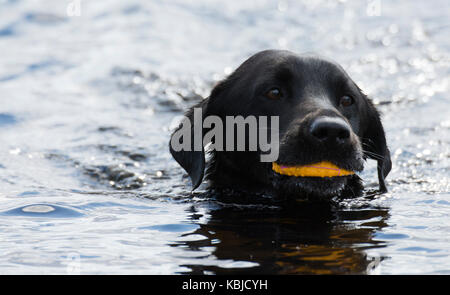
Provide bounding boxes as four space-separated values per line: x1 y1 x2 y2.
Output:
170 50 391 199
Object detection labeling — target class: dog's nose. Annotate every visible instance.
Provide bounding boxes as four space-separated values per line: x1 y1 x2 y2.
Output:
310 117 351 143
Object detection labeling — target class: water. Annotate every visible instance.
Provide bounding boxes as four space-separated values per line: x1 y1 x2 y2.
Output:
0 0 449 274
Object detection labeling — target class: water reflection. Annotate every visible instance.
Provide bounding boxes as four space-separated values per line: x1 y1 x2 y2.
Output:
173 194 389 274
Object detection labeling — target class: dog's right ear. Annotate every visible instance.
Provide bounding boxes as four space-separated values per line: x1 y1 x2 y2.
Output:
169 100 209 190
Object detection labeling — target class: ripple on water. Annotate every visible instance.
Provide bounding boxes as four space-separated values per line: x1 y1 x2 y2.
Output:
374 232 410 240
140 223 199 233
0 113 17 126
398 247 440 253
17 191 40 197
1 204 84 218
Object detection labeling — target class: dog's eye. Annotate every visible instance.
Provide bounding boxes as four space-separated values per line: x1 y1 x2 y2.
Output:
265 88 282 100
340 95 354 107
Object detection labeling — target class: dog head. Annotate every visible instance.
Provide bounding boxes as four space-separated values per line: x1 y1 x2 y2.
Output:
170 50 391 197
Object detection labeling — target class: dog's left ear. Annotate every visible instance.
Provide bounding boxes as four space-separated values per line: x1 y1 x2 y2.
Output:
361 99 392 192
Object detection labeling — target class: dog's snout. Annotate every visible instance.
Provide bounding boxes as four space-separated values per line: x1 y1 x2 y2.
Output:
309 117 351 143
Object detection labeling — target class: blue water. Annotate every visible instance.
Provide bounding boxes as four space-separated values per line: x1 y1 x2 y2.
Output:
0 0 449 274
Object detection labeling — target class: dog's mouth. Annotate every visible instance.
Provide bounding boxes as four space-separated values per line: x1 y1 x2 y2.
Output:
272 161 355 178
270 160 361 198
